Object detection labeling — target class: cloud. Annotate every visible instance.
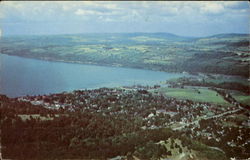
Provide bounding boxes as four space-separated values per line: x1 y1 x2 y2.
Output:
1 1 248 21
0 1 248 36
200 3 225 14
75 9 99 16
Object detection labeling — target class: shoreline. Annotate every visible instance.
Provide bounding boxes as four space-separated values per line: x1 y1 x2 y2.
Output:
1 53 248 79
0 53 184 75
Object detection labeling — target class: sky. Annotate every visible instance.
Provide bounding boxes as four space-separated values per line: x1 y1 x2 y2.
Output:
0 1 249 37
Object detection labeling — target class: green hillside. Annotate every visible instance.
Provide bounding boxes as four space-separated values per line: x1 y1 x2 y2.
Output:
1 33 249 77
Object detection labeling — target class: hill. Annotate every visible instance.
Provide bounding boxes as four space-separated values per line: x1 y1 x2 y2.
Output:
0 33 249 77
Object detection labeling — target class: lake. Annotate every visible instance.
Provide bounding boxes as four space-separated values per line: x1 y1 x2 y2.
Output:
0 54 185 97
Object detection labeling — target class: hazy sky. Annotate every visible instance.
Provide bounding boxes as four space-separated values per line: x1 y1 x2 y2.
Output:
0 1 249 37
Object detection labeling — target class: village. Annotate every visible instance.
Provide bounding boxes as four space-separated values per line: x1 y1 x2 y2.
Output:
17 84 250 159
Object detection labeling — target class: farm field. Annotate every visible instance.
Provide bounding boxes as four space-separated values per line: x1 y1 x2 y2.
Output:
152 87 230 105
231 92 250 106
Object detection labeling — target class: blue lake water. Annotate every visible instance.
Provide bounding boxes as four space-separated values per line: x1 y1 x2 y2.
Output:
0 54 185 97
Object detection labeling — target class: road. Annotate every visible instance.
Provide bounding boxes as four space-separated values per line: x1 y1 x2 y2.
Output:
172 108 242 130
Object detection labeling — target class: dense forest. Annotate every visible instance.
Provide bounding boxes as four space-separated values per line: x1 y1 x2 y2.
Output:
0 94 182 159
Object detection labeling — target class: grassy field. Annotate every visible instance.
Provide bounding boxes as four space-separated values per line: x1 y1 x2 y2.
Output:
228 90 250 106
158 138 226 160
154 87 230 105
18 114 59 121
159 138 195 160
231 94 250 106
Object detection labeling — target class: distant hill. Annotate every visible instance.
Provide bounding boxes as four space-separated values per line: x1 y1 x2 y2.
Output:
208 33 249 38
193 33 249 42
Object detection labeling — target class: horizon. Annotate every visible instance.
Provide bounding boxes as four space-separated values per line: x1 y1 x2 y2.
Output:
1 31 249 38
0 1 249 37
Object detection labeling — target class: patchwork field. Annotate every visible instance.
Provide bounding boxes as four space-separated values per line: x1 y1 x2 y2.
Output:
1 33 249 77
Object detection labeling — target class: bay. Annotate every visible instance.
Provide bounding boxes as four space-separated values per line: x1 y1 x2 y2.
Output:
0 54 185 97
